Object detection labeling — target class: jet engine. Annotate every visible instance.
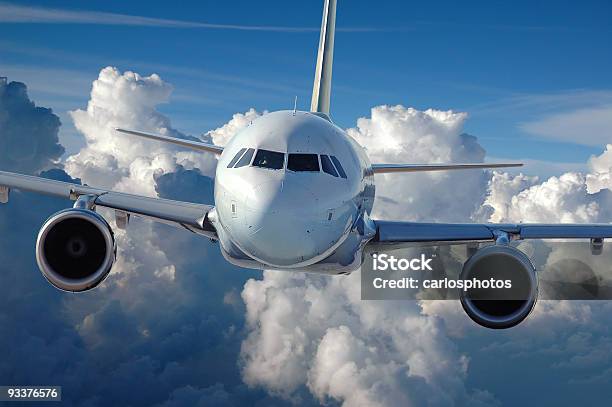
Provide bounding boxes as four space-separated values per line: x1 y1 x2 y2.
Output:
36 208 116 292
460 245 537 329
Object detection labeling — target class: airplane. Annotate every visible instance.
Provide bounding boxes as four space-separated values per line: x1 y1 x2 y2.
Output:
1 0 611 329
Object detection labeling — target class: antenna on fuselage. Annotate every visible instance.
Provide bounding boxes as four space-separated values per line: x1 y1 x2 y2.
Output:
310 0 337 120
293 96 298 116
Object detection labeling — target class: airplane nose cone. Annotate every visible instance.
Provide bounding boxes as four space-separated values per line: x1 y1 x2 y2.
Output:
242 180 329 267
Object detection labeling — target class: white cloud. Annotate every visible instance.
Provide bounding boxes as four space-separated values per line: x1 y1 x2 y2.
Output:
66 66 217 194
483 172 602 223
587 144 612 193
241 271 496 407
206 108 263 147
476 171 539 222
520 105 612 146
347 105 488 222
0 2 319 32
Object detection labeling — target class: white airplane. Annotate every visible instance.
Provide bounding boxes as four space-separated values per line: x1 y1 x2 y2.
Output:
1 0 611 329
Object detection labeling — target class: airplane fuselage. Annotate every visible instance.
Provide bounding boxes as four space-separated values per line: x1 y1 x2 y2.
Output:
210 110 376 273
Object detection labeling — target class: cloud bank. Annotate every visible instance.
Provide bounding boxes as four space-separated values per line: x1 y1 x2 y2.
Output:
0 78 64 174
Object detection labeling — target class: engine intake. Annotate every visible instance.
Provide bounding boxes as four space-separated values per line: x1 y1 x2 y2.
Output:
36 208 115 292
460 245 537 329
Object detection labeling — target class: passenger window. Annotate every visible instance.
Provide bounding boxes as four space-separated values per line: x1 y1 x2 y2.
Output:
320 155 338 177
330 156 347 178
227 148 246 168
288 154 320 172
253 149 285 170
235 148 255 168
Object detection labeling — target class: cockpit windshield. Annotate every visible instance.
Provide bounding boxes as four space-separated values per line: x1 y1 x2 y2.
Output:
228 148 347 179
234 148 255 168
330 155 347 178
227 148 246 168
288 154 320 172
320 154 338 177
253 149 285 170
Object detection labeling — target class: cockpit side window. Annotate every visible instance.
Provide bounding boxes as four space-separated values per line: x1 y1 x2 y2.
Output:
330 156 347 178
252 149 285 170
320 154 338 177
235 148 255 168
227 148 247 168
288 154 320 172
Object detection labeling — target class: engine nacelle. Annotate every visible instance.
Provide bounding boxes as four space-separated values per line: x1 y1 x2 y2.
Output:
460 245 537 329
36 208 116 292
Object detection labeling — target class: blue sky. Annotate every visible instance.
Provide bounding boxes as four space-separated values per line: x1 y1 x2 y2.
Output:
1 0 611 173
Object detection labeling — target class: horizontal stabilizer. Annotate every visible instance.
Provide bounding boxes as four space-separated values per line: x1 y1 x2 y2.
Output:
371 162 523 174
115 128 223 154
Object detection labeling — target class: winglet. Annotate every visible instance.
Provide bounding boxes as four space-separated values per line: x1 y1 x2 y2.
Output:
310 0 337 117
0 185 9 204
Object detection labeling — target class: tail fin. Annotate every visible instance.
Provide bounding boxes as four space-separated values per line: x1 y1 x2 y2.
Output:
310 0 337 117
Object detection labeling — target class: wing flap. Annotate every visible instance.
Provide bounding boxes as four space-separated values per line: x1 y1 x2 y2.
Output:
371 163 523 174
375 221 494 242
373 220 612 244
518 224 612 239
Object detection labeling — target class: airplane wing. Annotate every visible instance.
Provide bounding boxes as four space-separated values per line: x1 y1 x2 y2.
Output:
371 163 522 174
372 220 612 245
115 128 223 154
0 170 217 238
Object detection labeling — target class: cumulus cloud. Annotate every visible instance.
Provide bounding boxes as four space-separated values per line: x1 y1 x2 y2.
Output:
205 108 263 147
66 66 218 194
483 172 602 223
520 105 612 147
475 171 539 222
587 144 612 194
0 78 64 174
347 105 488 222
240 272 497 407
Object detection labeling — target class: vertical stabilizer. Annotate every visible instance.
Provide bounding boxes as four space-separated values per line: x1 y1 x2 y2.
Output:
310 0 337 117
